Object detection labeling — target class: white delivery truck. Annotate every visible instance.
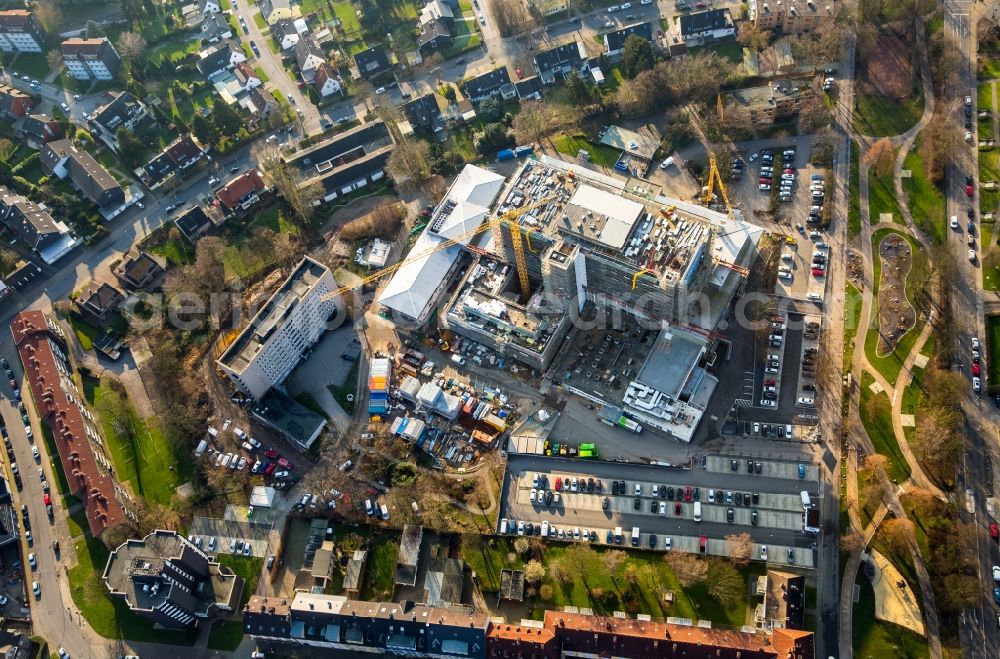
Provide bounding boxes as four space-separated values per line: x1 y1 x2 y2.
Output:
614 527 623 544
693 501 702 522
800 491 811 510
631 527 640 547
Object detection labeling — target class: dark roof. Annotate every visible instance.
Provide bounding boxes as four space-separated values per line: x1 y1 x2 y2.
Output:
91 92 144 132
400 94 440 128
0 84 32 117
252 389 327 449
0 185 64 248
197 40 240 76
141 151 176 188
306 146 392 193
679 8 731 35
118 251 165 287
201 12 233 40
514 75 543 99
604 22 653 52
15 114 60 142
41 139 122 207
353 43 391 78
166 134 206 168
79 281 123 315
11 311 126 535
274 18 299 38
418 17 451 48
248 85 279 115
285 121 391 171
534 40 587 71
295 35 325 70
174 206 213 240
462 66 511 98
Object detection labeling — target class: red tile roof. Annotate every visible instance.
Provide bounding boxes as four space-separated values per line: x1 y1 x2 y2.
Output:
0 10 33 28
10 311 126 536
216 168 265 210
542 611 814 659
487 622 559 659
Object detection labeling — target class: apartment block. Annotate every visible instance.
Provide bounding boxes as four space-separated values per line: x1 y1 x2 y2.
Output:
750 0 828 35
217 256 339 399
0 10 45 53
725 77 816 127
61 38 122 80
102 530 243 629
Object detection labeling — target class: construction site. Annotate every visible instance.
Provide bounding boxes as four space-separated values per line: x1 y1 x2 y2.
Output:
371 154 764 443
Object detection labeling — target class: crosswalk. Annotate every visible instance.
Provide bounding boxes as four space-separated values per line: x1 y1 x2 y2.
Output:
734 398 754 407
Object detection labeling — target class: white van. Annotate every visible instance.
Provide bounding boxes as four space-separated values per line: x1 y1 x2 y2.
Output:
380 504 390 520
364 499 374 516
800 491 811 510
658 501 666 516
708 489 716 503
194 439 208 457
500 518 509 534
451 354 466 365
631 527 640 546
541 520 549 536
693 501 702 522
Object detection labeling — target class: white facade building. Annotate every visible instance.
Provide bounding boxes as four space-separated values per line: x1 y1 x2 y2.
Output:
217 256 341 399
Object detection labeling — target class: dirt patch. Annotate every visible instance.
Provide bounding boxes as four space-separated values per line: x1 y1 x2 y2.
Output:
876 233 916 355
864 34 913 99
847 249 864 285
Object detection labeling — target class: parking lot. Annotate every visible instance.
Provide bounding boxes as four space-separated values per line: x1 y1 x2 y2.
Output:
498 454 820 568
189 514 273 558
775 232 830 303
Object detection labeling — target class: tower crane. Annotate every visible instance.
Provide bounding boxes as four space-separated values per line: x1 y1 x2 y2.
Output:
700 153 731 213
319 196 555 302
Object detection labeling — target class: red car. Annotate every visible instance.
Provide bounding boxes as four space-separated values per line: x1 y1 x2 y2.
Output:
973 362 982 376
991 523 999 539
811 268 826 277
515 67 524 79
277 457 292 469
43 493 50 506
554 477 562 491
967 184 975 197
674 502 682 515
264 448 278 459
684 486 692 501
264 462 277 476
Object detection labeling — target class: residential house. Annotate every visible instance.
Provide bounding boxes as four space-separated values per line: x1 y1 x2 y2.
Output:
603 22 653 58
461 66 515 102
75 281 124 326
534 40 588 83
216 169 267 212
233 61 262 90
678 8 735 44
0 629 36 659
0 84 33 118
273 18 306 50
353 43 391 79
259 0 293 23
314 63 343 97
400 94 441 131
0 186 77 264
246 85 281 119
41 139 124 209
418 19 452 56
61 38 122 80
725 77 816 127
513 75 542 100
114 250 166 291
12 113 61 148
139 134 209 189
174 206 214 242
196 40 246 79
200 12 233 43
751 0 827 35
103 530 243 630
527 0 568 17
419 0 454 25
11 311 127 537
295 36 326 82
283 121 394 202
90 91 147 149
199 0 222 15
0 10 46 53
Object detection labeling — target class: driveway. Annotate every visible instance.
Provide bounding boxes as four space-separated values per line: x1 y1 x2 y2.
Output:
284 325 356 429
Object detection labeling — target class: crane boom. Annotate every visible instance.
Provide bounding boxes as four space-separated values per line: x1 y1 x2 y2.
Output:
320 196 554 301
701 154 731 213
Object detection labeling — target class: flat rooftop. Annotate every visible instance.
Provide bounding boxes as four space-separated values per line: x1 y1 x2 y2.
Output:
218 256 330 372
599 124 659 161
635 327 707 398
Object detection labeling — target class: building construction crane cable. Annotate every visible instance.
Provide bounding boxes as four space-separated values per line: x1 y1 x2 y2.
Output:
320 196 555 301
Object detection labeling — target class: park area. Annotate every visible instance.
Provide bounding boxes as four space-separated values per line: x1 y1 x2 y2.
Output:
873 232 916 355
853 34 923 137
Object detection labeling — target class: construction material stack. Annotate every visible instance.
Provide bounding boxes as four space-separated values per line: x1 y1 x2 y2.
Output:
368 357 391 419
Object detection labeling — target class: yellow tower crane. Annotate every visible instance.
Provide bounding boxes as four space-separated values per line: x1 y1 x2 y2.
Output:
320 196 554 302
701 153 731 213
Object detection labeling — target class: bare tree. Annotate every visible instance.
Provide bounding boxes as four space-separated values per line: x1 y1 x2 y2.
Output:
33 0 61 36
387 138 432 191
117 31 148 64
841 531 866 553
706 559 743 607
523 559 545 582
664 552 708 587
864 138 896 178
46 50 63 74
737 22 771 51
254 143 323 227
919 111 962 184
512 101 581 147
548 558 571 585
724 532 754 566
602 549 628 578
880 518 916 557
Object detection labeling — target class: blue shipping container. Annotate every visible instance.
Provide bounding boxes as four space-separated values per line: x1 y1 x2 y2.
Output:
497 148 515 162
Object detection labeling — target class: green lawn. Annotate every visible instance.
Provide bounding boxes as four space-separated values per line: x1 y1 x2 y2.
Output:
685 41 742 64
68 314 101 351
859 371 912 483
332 0 363 35
553 134 621 167
40 423 74 507
987 314 1000 384
844 282 863 373
982 54 1000 80
293 392 329 419
11 53 50 79
865 228 931 386
68 533 196 644
328 360 359 414
251 206 298 234
254 66 270 83
981 148 1000 220
149 38 203 66
362 534 398 600
216 554 263 608
902 142 946 243
868 155 904 225
901 364 924 415
83 375 192 506
852 568 928 659
145 225 195 265
979 82 995 115
207 621 244 651
253 10 267 28
441 18 481 59
462 537 524 592
854 93 924 138
848 140 861 238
